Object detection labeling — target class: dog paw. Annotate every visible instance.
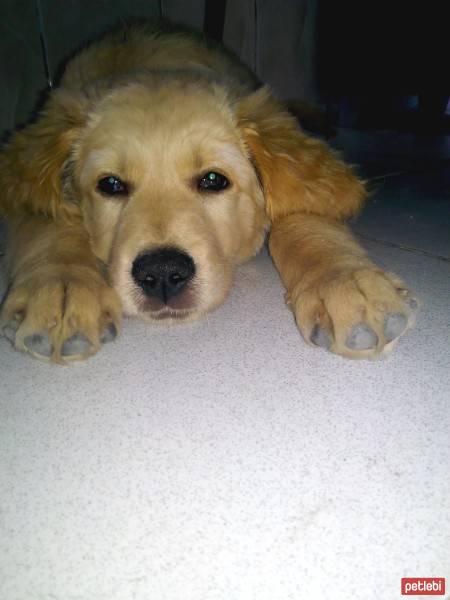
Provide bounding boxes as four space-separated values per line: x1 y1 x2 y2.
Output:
291 268 418 359
1 274 121 362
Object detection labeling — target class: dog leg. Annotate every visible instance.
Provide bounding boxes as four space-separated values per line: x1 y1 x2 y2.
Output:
269 213 418 359
1 217 121 362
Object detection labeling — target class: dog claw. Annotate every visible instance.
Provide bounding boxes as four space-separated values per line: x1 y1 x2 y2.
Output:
23 333 53 357
310 324 331 349
346 323 378 350
61 332 93 357
100 323 117 344
384 312 408 342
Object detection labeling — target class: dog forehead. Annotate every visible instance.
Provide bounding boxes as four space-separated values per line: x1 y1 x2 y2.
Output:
90 79 234 133
81 83 246 174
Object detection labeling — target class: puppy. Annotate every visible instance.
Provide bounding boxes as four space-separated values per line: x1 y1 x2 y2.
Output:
0 20 416 362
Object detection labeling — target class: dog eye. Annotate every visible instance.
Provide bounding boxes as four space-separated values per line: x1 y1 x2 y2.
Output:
97 175 129 196
197 171 230 192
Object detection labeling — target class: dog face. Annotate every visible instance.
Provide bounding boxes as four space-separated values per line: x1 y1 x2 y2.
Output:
68 78 268 323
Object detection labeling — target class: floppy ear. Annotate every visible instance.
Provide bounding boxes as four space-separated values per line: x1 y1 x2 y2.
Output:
236 87 366 223
0 89 87 221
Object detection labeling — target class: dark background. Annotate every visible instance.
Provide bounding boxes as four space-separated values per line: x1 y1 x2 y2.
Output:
0 0 448 137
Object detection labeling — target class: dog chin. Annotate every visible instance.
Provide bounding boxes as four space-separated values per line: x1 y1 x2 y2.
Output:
136 287 198 321
118 279 230 324
139 306 200 324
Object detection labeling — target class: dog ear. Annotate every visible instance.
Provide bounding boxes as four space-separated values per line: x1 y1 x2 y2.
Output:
236 87 366 223
0 89 87 221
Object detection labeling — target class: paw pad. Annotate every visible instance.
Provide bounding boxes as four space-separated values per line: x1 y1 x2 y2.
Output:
310 325 331 349
100 323 118 344
384 312 408 342
23 333 53 357
346 323 378 350
3 321 19 343
61 333 93 357
406 297 418 310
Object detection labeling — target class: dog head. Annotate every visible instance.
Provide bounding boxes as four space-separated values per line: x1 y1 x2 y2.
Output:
1 75 270 322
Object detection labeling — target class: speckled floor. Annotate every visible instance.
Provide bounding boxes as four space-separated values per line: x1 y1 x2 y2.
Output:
1 131 449 600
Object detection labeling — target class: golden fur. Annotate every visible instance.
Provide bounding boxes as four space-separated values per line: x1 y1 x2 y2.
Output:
0 20 416 362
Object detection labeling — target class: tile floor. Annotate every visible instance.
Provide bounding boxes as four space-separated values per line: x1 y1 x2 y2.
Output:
0 130 449 600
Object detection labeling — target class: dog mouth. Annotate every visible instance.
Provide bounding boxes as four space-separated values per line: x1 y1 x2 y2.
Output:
130 288 199 322
132 280 199 322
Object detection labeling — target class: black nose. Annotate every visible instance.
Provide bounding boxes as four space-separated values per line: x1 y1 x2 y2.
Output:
131 248 196 303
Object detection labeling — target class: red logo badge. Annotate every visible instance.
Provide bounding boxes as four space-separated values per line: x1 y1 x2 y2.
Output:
401 578 446 595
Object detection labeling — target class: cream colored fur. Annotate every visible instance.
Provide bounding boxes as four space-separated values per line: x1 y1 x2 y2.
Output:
0 20 416 362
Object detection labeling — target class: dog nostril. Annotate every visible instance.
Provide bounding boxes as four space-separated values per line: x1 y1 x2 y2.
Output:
138 273 157 285
169 273 184 284
134 272 158 289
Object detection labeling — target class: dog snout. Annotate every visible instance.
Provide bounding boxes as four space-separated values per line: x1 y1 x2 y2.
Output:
131 248 196 303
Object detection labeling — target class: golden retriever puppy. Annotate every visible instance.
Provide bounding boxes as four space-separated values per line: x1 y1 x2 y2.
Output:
0 20 416 362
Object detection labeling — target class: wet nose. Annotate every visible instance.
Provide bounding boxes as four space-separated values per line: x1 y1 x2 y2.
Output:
131 247 196 303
